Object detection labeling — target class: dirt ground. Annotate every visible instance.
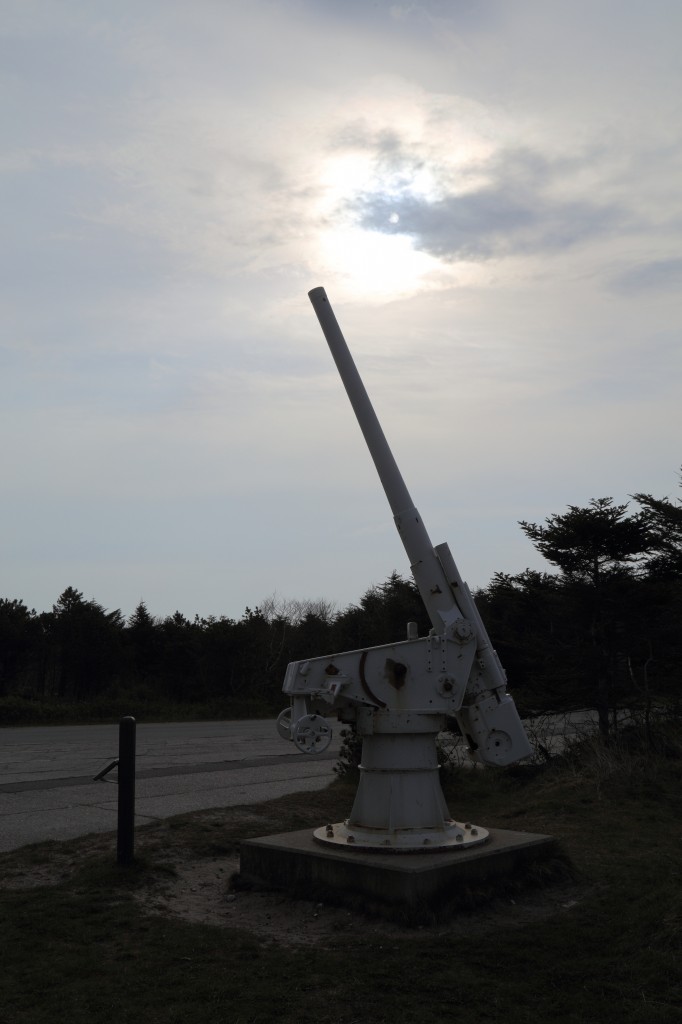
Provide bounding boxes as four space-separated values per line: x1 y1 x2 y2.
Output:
1 829 583 949
134 851 584 947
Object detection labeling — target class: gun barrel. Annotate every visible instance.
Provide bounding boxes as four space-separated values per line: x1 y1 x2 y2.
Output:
309 287 413 518
309 287 462 632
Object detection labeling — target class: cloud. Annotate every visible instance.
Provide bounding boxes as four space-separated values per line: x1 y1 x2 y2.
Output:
346 144 626 261
3 0 682 620
608 258 682 294
297 0 502 31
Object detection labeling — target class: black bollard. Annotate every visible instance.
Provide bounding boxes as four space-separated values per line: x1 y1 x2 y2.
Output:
117 716 136 865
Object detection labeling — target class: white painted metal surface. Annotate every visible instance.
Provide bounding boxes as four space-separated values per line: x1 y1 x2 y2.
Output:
277 288 531 851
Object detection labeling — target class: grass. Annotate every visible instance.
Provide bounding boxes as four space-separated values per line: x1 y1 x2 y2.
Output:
1 730 681 1024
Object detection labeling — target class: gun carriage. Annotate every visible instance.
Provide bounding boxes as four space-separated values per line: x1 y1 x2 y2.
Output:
277 288 531 851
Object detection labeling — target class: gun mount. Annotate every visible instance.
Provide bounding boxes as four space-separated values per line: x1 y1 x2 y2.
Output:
277 287 531 851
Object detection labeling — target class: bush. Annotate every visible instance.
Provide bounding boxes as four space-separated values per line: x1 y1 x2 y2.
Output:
333 727 362 779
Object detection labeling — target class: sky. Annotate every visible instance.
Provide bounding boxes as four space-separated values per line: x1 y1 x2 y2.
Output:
2 0 681 623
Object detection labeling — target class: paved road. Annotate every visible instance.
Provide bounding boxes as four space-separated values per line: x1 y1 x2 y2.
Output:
0 712 602 855
0 720 341 853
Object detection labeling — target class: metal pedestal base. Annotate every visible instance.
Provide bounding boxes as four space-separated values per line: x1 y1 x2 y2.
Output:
313 818 488 851
240 827 558 921
336 723 483 850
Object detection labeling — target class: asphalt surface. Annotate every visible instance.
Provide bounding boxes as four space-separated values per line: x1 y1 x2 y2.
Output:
0 719 341 853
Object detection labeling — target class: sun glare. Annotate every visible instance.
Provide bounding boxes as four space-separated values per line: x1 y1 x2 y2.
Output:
317 224 440 299
313 152 445 300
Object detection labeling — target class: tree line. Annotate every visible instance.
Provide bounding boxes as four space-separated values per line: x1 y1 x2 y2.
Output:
0 576 432 719
1 480 680 732
479 488 682 736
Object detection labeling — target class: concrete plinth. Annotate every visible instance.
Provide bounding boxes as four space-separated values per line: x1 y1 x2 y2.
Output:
239 827 558 921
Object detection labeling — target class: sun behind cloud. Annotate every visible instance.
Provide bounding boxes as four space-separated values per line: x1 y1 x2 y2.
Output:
308 101 493 300
312 148 441 299
316 220 442 300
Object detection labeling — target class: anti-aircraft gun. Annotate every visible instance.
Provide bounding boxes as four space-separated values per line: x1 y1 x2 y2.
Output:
276 287 531 851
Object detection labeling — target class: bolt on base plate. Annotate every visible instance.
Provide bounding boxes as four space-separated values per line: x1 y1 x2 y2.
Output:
313 819 489 852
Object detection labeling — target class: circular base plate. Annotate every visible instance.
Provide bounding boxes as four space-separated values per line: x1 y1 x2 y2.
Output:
313 819 489 852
